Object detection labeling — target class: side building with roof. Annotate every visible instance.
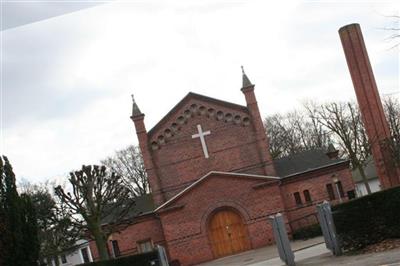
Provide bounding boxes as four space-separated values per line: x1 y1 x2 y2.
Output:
88 70 356 266
352 155 382 196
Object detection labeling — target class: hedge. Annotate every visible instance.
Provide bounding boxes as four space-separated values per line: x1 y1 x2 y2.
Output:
78 250 159 266
292 224 322 240
332 186 400 251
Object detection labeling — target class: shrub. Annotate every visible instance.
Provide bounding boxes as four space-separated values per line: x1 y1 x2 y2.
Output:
332 186 400 251
292 224 322 240
79 250 159 266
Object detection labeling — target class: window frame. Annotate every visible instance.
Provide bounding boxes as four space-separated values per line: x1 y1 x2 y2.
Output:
81 247 90 263
137 238 154 253
61 254 67 264
111 240 121 258
293 192 303 206
336 181 345 198
326 183 336 200
303 189 312 204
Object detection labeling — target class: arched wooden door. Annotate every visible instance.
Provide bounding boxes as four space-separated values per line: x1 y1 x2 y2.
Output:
208 209 250 258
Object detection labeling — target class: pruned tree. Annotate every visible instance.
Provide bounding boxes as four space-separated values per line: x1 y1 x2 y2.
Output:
305 101 372 194
54 165 135 261
264 110 331 159
102 145 149 197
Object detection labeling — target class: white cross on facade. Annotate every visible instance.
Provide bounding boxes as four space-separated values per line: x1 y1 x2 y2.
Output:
192 124 211 158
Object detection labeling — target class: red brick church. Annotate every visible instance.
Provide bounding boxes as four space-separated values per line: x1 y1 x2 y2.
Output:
89 70 355 265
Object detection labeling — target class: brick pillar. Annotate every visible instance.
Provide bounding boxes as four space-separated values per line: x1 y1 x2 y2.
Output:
241 79 276 176
131 114 165 206
339 23 400 188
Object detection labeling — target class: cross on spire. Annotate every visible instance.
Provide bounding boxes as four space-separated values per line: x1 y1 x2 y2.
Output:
192 124 211 159
241 66 254 88
131 94 142 117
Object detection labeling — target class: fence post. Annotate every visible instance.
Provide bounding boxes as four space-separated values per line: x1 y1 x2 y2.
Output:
316 201 342 256
269 213 296 266
156 245 169 266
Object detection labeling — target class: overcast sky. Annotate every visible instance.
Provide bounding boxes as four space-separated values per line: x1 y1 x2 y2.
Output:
1 0 399 184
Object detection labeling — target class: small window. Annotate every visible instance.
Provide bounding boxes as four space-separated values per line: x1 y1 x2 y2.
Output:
326 184 335 200
53 256 59 266
347 190 356 199
336 181 345 197
294 192 302 206
111 240 121 258
303 190 312 203
61 254 67 264
137 239 154 253
81 248 90 263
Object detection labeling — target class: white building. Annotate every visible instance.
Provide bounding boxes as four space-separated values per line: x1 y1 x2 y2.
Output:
352 156 382 197
45 240 93 266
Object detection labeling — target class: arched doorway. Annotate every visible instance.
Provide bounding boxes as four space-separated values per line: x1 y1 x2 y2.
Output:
208 209 250 258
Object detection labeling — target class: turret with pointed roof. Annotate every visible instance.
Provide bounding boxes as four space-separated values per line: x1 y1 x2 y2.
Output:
240 67 276 176
131 94 144 119
129 94 164 206
241 66 254 89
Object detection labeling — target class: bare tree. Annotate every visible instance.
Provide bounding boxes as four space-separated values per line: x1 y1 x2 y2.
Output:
383 96 400 165
264 110 331 159
54 165 135 261
384 15 400 49
305 101 372 194
101 145 149 197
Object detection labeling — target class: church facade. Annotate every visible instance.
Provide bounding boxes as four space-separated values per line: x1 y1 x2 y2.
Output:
89 71 355 265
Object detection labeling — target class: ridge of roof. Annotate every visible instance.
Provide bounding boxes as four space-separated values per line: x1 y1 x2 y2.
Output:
273 149 348 177
154 171 279 212
281 160 349 179
147 92 249 136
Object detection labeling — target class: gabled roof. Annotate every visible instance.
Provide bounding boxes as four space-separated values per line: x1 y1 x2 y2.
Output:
148 92 249 136
273 149 348 178
154 171 279 212
101 193 155 225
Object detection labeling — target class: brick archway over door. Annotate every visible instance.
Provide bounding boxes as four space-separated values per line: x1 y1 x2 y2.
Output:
208 209 250 258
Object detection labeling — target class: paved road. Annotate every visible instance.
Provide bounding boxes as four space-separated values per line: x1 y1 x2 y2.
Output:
249 243 329 266
196 237 324 266
296 247 400 266
196 236 400 266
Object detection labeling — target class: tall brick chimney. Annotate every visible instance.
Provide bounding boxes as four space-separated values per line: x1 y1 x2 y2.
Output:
339 23 400 189
240 67 276 176
130 95 165 206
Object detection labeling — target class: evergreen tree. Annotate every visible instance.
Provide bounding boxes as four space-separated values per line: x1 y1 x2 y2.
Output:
0 156 39 266
20 194 40 265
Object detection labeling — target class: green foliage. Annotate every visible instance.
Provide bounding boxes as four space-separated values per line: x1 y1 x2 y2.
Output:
0 156 39 266
292 224 322 240
26 185 79 263
20 194 40 265
332 186 400 251
79 251 159 266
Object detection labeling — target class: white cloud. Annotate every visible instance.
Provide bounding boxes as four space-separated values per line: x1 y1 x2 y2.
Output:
2 0 399 183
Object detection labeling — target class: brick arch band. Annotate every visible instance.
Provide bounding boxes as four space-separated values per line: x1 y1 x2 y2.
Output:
200 200 251 234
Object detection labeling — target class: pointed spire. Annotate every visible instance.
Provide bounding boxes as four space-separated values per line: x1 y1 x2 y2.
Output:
131 94 143 117
326 143 339 159
241 66 254 88
327 143 337 153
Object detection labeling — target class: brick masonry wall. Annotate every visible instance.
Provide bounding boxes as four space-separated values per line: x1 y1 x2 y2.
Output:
89 215 165 261
88 164 355 265
157 173 285 266
280 163 355 230
148 98 267 201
